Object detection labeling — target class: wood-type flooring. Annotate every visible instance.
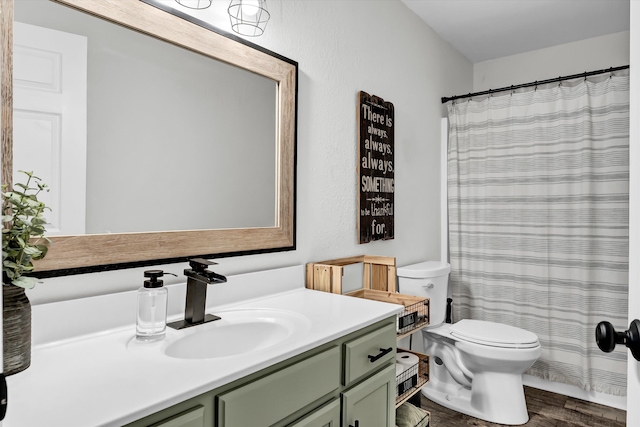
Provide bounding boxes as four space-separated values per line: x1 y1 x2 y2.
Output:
420 386 626 427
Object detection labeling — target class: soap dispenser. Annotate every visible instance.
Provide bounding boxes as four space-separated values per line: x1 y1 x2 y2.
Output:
136 270 174 341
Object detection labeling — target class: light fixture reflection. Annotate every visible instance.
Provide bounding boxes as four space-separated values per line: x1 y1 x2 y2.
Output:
228 0 270 37
175 0 212 10
241 0 260 16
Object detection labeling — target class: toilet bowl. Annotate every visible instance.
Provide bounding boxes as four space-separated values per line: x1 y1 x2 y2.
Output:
397 261 541 426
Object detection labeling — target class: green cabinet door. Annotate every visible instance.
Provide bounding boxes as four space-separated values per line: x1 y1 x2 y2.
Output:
287 399 340 427
341 364 396 427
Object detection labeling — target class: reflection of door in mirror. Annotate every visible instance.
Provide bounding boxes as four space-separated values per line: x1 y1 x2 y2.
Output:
13 22 87 236
14 0 277 236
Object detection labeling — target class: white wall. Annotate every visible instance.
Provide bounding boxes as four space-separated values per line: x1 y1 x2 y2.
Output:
474 31 630 92
26 0 473 304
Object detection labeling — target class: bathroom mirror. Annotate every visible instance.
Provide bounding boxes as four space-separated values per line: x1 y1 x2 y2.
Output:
1 0 297 275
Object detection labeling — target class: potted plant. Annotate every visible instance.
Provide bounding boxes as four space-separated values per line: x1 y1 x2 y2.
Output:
2 171 50 375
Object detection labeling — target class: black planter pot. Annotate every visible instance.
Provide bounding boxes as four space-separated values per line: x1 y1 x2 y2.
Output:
2 283 31 376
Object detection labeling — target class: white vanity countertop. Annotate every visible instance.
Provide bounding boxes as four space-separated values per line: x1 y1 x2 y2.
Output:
5 265 403 427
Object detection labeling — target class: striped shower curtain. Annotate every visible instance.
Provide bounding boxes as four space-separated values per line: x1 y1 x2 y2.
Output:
447 73 630 395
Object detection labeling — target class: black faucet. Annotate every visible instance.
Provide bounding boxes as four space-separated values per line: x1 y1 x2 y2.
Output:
167 258 227 330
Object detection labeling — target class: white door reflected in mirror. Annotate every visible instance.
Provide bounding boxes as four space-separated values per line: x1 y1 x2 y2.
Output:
13 22 87 236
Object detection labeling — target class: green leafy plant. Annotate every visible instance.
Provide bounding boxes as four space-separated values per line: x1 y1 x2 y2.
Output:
2 171 51 289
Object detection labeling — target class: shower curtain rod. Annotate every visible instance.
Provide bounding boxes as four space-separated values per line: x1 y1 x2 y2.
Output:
441 65 630 104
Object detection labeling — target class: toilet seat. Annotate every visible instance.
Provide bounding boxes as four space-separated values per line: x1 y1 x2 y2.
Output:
450 319 539 349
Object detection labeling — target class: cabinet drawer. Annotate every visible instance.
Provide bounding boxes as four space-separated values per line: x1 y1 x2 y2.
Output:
124 393 214 427
150 405 205 427
287 398 340 427
218 346 340 427
343 322 396 386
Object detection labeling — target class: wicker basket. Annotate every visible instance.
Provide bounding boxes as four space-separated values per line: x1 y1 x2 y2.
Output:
395 349 429 407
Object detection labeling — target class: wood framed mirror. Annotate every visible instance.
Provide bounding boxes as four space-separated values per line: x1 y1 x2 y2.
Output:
1 0 297 276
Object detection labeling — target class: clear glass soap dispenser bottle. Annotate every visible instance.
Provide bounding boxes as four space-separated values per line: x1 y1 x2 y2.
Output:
136 270 174 341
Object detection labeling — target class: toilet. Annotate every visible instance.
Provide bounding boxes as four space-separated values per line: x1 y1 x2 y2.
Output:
397 261 541 426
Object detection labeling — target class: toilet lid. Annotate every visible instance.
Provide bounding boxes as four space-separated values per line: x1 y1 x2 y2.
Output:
450 319 539 349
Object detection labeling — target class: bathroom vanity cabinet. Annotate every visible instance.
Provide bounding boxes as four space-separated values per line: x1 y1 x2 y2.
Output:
306 256 432 408
5 266 404 427
125 317 397 427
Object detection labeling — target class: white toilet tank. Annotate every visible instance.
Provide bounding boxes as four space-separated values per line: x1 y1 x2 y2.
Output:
397 261 450 327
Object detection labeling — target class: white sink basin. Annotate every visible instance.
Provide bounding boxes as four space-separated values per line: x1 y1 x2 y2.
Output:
128 308 311 360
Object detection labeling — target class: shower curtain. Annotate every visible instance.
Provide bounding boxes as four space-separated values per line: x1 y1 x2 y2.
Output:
447 73 630 395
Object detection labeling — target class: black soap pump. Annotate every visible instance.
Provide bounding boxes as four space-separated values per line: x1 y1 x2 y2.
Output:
136 270 175 341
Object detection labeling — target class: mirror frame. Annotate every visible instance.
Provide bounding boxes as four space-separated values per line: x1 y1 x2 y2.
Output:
2 0 297 276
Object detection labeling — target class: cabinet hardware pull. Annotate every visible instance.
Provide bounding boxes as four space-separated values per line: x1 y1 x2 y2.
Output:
349 421 360 427
368 347 393 362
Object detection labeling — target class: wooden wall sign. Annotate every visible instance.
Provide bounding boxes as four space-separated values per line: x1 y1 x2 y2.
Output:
357 91 394 243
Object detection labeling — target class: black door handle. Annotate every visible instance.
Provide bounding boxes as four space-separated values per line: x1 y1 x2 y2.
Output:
349 421 360 427
596 319 640 361
368 347 393 363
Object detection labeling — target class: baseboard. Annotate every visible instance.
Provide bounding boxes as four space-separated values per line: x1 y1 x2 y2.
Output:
522 374 627 411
